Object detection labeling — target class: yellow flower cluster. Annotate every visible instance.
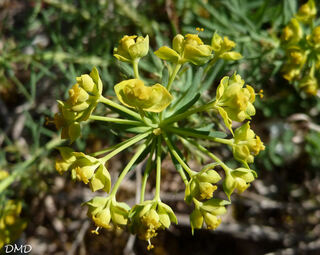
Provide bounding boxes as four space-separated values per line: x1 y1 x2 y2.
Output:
56 147 111 192
154 32 241 65
53 31 264 250
128 201 177 250
281 0 319 95
0 200 27 249
54 68 102 142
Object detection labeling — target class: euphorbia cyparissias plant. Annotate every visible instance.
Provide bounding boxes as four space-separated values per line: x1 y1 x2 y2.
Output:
54 30 264 250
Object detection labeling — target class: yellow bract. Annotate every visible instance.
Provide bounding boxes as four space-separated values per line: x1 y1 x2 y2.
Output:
114 35 149 62
211 32 242 60
114 79 173 112
154 33 213 65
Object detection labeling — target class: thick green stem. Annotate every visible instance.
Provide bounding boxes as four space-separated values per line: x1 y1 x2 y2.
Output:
101 132 151 163
185 138 231 173
167 64 181 91
161 102 213 126
154 136 162 201
162 132 194 176
165 126 233 145
132 58 140 79
110 137 151 197
89 115 143 126
140 141 156 203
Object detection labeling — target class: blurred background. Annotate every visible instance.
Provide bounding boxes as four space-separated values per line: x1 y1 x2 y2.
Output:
1 0 320 254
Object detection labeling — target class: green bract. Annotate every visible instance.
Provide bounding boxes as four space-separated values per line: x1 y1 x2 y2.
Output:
54 32 264 249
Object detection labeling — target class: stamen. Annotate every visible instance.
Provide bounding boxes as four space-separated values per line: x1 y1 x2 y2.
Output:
91 227 100 235
196 27 204 34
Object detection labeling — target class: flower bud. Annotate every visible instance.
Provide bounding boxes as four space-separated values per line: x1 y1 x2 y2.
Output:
114 79 173 112
114 35 149 62
222 172 236 200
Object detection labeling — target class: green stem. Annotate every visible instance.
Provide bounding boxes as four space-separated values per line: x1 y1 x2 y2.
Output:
101 132 151 163
161 102 213 126
132 58 140 79
167 63 181 91
175 164 189 186
140 140 156 203
154 136 162 201
110 137 152 197
99 96 143 122
0 138 63 193
89 115 143 126
185 138 231 173
162 132 195 176
90 133 150 157
165 126 233 145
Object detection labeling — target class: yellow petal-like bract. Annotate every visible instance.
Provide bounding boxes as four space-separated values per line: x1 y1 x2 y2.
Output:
114 79 173 112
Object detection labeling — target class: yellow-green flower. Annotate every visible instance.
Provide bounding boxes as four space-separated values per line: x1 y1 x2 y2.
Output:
211 32 242 60
154 33 213 65
223 168 256 199
190 198 229 234
55 149 111 193
128 200 177 250
114 35 149 62
185 168 221 203
232 122 265 163
85 197 130 231
214 74 256 133
114 79 173 112
296 0 316 24
281 18 303 46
